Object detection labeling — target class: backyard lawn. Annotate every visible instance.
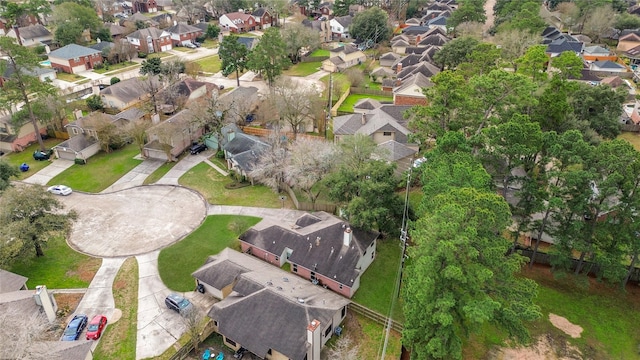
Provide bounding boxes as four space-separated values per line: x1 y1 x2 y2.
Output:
56 72 86 82
192 56 222 74
158 215 261 291
310 49 330 57
2 138 63 180
48 144 142 192
147 52 174 59
352 239 404 321
8 235 101 289
618 131 640 152
202 39 218 49
284 61 323 76
338 94 394 113
179 162 292 208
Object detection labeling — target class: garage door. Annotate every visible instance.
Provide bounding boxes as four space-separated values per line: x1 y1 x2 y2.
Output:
263 24 270 29
71 65 86 74
161 45 171 52
55 149 76 161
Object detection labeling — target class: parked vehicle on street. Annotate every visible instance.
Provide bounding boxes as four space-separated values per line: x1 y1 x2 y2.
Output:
86 315 108 340
47 185 73 196
190 142 207 155
62 314 88 341
165 293 193 314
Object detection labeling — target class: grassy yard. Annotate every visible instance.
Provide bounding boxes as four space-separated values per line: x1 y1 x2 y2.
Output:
158 215 261 291
284 61 323 76
179 162 291 208
202 39 218 49
352 239 404 321
56 72 86 82
93 257 138 360
338 94 394 113
48 144 142 192
8 235 101 289
310 48 330 57
351 314 402 360
143 161 175 185
93 61 138 74
172 46 196 53
192 56 222 74
618 131 640 152
147 52 173 59
2 138 63 180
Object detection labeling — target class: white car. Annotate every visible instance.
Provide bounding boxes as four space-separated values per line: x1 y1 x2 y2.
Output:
47 185 72 196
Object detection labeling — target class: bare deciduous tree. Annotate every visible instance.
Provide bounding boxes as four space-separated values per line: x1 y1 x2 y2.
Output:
455 21 484 39
183 308 204 353
556 2 580 31
138 75 163 114
285 138 336 207
85 113 126 152
0 307 50 359
269 77 321 139
325 334 360 360
581 5 615 43
494 29 541 68
248 134 288 192
127 117 152 154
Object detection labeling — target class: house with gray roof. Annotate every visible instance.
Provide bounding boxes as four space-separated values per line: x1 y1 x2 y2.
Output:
329 15 353 39
144 109 204 161
52 132 100 161
589 60 628 73
100 77 159 110
126 27 172 53
222 131 269 182
394 72 432 106
166 22 202 46
48 44 103 74
0 269 28 293
322 44 366 72
193 248 350 360
239 211 379 298
333 104 413 146
5 24 53 47
375 140 418 175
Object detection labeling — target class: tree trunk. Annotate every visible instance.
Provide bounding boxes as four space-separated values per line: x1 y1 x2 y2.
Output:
15 63 45 151
529 209 551 269
235 67 240 87
35 241 44 257
575 248 589 275
623 251 638 288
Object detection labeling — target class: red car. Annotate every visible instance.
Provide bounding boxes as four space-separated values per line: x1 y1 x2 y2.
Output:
86 315 107 340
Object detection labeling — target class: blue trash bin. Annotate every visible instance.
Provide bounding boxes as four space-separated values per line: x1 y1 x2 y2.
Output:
20 163 29 172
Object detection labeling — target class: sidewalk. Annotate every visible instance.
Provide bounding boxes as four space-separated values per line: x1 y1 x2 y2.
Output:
102 158 165 193
155 150 213 185
22 159 74 186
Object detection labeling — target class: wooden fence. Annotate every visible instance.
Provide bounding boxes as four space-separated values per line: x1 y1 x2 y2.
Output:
283 183 337 213
240 126 325 142
348 302 403 333
622 124 640 132
168 319 217 360
301 55 329 63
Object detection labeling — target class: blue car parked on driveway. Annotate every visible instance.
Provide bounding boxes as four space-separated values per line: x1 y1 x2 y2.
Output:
61 314 88 341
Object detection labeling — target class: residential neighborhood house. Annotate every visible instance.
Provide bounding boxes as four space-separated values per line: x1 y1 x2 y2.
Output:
0 114 47 153
143 109 204 161
218 12 256 33
192 248 350 360
126 27 172 53
48 44 103 74
165 23 202 46
5 24 53 48
100 77 158 110
239 211 379 298
322 44 366 72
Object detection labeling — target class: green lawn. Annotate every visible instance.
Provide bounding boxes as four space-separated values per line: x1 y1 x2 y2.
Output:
48 144 142 192
143 161 174 185
352 239 404 321
7 235 101 289
202 39 218 49
158 215 261 291
310 49 330 57
172 46 196 53
284 61 323 76
179 162 289 208
193 55 222 74
93 61 138 74
147 52 173 59
3 138 63 180
338 94 394 113
618 132 640 152
56 72 86 82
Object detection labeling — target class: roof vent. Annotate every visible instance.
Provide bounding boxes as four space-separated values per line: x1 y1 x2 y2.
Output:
330 247 334 255
276 286 283 291
283 277 289 282
316 236 321 246
266 281 273 286
298 298 305 303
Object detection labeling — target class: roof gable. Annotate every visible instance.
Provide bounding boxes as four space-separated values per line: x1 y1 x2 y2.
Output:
49 44 101 59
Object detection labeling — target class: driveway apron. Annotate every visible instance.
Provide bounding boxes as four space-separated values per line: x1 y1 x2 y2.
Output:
102 158 165 193
22 159 74 186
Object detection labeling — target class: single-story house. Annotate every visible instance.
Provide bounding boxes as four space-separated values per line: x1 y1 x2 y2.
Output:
52 134 100 161
581 45 616 62
617 32 640 52
126 27 172 53
322 44 366 72
333 104 413 145
143 109 204 161
374 140 418 176
0 268 28 292
5 24 53 47
222 130 269 182
589 60 628 73
393 72 432 106
193 248 350 360
100 77 159 110
0 61 56 87
239 211 379 298
165 22 202 46
379 52 402 67
0 114 47 153
48 44 103 74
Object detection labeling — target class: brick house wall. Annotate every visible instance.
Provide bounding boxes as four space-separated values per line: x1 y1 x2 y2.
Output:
394 94 427 106
50 53 103 74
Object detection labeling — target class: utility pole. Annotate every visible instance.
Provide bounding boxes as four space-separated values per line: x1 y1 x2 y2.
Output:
326 72 333 139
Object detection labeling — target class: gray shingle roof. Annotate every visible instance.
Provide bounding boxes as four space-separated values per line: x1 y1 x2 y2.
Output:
89 41 114 51
16 24 51 39
48 44 101 60
0 269 27 294
395 72 433 93
166 22 201 34
592 60 624 69
376 140 417 161
334 15 353 28
54 135 97 151
397 61 440 79
100 77 158 103
126 27 168 40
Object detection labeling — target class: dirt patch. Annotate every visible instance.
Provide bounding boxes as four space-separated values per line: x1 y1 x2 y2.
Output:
548 314 582 338
493 335 582 360
66 257 102 283
54 293 83 318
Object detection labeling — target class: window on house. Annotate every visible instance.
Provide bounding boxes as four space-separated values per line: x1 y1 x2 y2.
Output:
74 57 79 62
383 131 392 136
225 338 237 347
339 284 343 290
324 325 332 337
292 264 298 273
275 256 279 261
371 251 375 259
72 128 79 135
341 306 346 318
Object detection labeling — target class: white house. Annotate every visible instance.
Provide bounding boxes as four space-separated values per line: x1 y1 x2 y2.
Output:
329 15 353 39
6 24 53 47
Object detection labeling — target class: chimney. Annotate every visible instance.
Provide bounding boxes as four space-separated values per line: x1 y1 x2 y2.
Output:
343 228 352 247
33 285 57 323
416 35 421 44
307 319 322 360
151 112 160 124
361 113 366 125
315 236 321 247
74 109 83 120
396 62 402 73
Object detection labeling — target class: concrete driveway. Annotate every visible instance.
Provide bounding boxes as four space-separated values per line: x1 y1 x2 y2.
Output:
23 159 74 186
61 185 207 257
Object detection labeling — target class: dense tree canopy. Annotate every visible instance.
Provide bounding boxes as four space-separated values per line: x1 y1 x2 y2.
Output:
349 6 392 44
247 27 290 86
219 34 248 87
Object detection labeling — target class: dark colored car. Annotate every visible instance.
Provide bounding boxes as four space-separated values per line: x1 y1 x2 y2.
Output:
189 142 207 155
62 314 88 341
86 315 108 340
33 149 52 161
165 293 193 314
